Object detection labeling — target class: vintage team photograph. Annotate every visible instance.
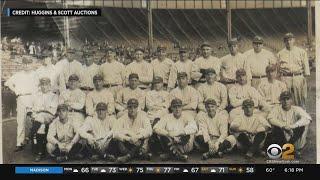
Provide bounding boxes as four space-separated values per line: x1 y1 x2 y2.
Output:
0 0 317 164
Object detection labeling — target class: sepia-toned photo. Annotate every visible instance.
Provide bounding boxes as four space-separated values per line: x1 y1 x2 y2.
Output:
0 0 317 164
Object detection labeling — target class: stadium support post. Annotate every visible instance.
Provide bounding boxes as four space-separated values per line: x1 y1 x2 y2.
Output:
147 0 154 54
63 0 70 48
307 0 313 48
226 0 232 41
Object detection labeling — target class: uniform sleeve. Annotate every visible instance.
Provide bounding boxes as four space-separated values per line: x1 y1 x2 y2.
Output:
230 117 242 133
85 93 94 116
291 107 312 128
301 49 310 76
153 117 169 136
106 92 115 115
140 63 153 84
195 113 209 142
120 63 126 87
79 118 94 140
217 112 229 142
168 64 178 90
137 114 153 139
47 121 59 145
48 94 59 115
111 118 127 141
244 59 252 81
219 84 228 110
184 116 198 135
5 73 18 94
115 89 126 111
267 107 286 128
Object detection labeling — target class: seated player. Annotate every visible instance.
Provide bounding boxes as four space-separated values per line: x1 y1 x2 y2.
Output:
195 99 236 160
116 73 146 118
29 77 58 162
230 99 271 159
267 91 311 157
46 104 84 163
197 68 228 112
112 98 153 163
153 98 198 162
79 102 116 161
145 76 170 126
257 65 287 107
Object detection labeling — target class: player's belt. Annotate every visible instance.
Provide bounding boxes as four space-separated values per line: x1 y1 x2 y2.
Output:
69 109 84 113
18 93 32 97
104 84 121 88
282 72 303 76
252 75 267 79
80 87 94 91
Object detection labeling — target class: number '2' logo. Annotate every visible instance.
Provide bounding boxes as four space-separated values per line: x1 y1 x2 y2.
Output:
267 144 294 160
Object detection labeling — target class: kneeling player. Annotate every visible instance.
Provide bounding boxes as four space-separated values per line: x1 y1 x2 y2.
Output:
79 102 116 161
112 98 153 163
195 99 236 160
153 98 198 162
46 104 84 163
230 99 270 159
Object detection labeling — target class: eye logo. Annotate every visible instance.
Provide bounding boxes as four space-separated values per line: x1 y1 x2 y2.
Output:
267 144 295 160
267 144 282 159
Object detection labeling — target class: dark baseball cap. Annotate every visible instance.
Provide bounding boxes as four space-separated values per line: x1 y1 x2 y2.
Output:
242 99 254 107
93 74 103 81
68 74 79 81
57 104 68 111
205 99 217 106
253 36 264 44
171 98 183 107
236 68 246 77
280 91 292 100
127 98 139 107
129 73 139 80
96 102 108 111
177 72 188 79
153 76 163 84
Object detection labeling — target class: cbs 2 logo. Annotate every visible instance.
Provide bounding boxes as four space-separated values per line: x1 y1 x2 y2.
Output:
267 144 295 160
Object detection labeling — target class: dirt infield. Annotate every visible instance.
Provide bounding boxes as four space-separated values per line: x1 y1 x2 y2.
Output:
2 71 316 164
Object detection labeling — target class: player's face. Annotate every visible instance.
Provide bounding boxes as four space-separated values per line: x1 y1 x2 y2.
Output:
206 104 217 117
206 73 216 84
128 105 138 118
58 109 68 121
68 80 78 90
284 38 295 49
97 109 107 120
243 106 254 117
281 98 293 110
106 51 116 61
66 53 75 61
129 78 139 89
94 79 104 90
179 52 188 61
85 57 93 66
135 51 144 62
229 44 238 55
172 106 182 118
40 82 51 93
153 82 163 91
237 74 247 85
202 47 212 58
178 76 188 88
253 42 263 53
158 50 166 59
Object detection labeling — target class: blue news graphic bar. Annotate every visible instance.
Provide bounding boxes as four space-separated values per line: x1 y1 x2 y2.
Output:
15 167 63 174
7 8 10 16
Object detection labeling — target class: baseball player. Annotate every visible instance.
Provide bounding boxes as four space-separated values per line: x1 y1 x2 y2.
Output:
151 45 174 90
198 68 228 112
58 48 83 92
59 74 86 132
220 38 246 89
5 57 38 152
145 76 170 125
116 73 146 118
267 91 311 157
86 74 115 117
168 47 194 90
169 72 199 118
153 98 198 162
277 33 310 107
191 42 221 88
100 46 126 98
230 99 271 159
228 69 270 120
257 65 287 107
125 47 153 90
80 51 100 93
46 104 84 163
195 99 236 159
29 77 59 162
244 36 278 89
79 102 116 161
112 98 153 163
